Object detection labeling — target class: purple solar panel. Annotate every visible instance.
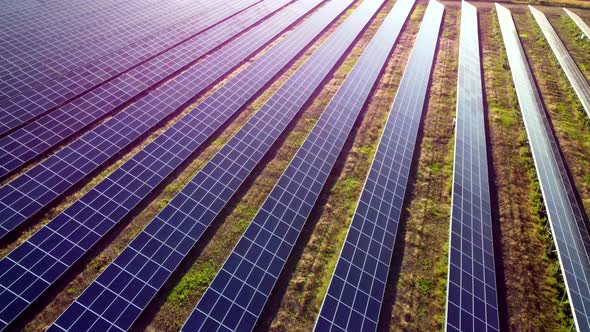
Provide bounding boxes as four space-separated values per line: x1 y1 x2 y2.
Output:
0 0 258 136
0 0 299 239
0 1 234 101
0 0 325 329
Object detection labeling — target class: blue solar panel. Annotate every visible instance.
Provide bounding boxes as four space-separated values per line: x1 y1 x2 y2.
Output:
46 1 378 330
445 2 499 332
314 1 443 331
496 4 590 331
529 6 590 120
0 0 329 329
564 8 590 40
0 0 230 101
0 0 259 136
0 0 296 239
179 0 415 330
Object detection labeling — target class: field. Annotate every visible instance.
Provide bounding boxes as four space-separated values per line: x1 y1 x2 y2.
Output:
0 0 589 331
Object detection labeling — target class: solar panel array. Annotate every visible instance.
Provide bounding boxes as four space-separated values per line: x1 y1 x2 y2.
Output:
0 0 330 328
314 1 443 331
0 0 226 101
564 8 590 40
496 4 590 331
0 0 258 136
47 1 385 329
0 0 277 178
1 0 146 38
529 6 590 120
0 0 298 239
445 2 499 332
181 0 415 330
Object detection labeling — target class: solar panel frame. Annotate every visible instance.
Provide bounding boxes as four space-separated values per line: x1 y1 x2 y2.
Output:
0 0 331 329
496 4 590 331
529 6 590 120
0 0 299 238
181 0 419 330
314 1 444 331
46 0 380 330
0 0 259 136
444 2 499 332
563 8 590 40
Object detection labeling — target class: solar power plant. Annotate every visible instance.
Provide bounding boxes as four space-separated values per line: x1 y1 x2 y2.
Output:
0 0 288 178
496 4 590 332
2 0 590 331
314 1 442 331
564 8 590 40
529 6 590 120
0 0 260 135
180 0 415 330
0 0 335 327
47 1 382 330
445 2 499 332
0 0 315 239
0 0 243 101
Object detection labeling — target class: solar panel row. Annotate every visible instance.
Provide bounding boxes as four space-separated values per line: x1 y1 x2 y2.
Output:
314 1 443 331
47 0 380 329
529 6 590 120
0 0 258 136
496 4 590 332
0 0 298 237
0 0 230 101
564 8 590 40
181 0 415 330
445 2 499 332
0 0 328 329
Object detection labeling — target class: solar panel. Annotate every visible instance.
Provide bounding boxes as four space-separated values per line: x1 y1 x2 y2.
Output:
496 4 590 331
0 0 227 101
0 0 298 238
0 0 136 36
445 2 499 332
0 1 131 38
314 1 443 331
180 0 415 330
46 1 382 330
529 6 590 120
564 8 590 40
0 0 286 180
0 0 332 329
0 0 259 136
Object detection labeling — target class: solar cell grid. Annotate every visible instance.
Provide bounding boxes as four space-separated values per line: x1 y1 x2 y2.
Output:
496 4 590 331
564 8 590 40
0 0 231 101
314 1 443 331
529 6 590 120
181 0 413 330
0 0 329 329
0 0 300 238
0 0 121 35
0 0 258 136
47 1 379 330
0 0 175 41
445 2 499 332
